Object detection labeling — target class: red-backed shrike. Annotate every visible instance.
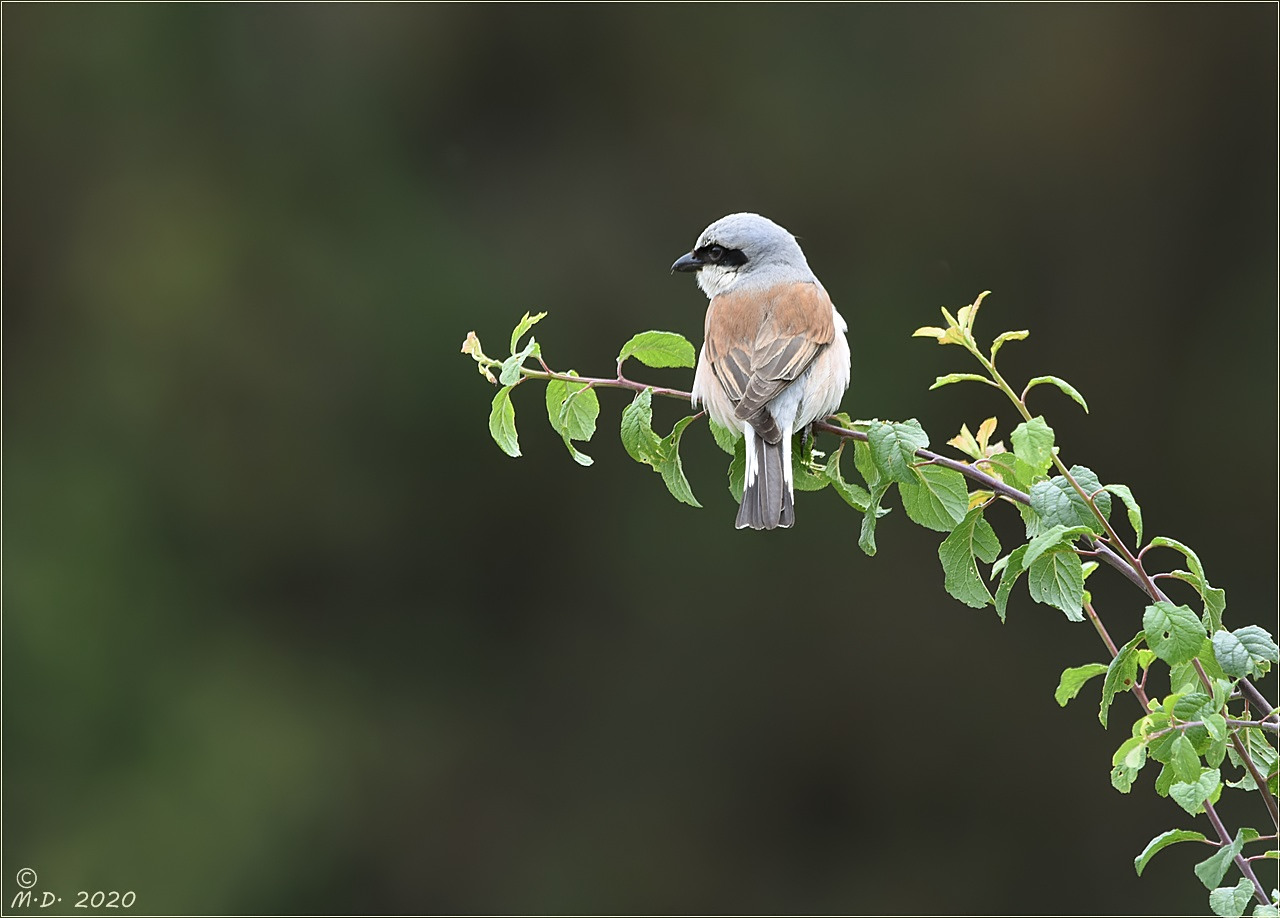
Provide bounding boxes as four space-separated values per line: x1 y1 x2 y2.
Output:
672 213 851 530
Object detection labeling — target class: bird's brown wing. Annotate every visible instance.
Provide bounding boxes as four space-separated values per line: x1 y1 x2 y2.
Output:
703 281 835 442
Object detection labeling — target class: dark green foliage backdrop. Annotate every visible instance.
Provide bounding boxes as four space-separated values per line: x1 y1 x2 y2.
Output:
5 5 1276 913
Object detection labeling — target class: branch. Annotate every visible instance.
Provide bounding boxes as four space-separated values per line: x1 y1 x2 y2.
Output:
1145 719 1280 740
517 366 693 402
813 421 1030 504
1241 679 1276 720
472 314 1279 908
506 322 1276 743
547 378 1274 732
1205 802 1271 905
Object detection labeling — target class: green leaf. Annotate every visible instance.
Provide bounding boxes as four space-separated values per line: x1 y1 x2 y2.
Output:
545 375 599 441
708 420 740 455
994 544 1029 622
1148 535 1207 583
929 372 996 391
1172 641 1225 694
1143 601 1206 666
1227 729 1279 792
1029 466 1111 534
853 438 882 488
1234 625 1279 670
728 437 745 503
1165 570 1221 616
1209 879 1256 918
1025 374 1089 413
1202 586 1227 634
868 419 929 484
1195 824 1250 887
1017 502 1043 540
1021 523 1095 570
1172 766 1221 817
1172 692 1216 755
1171 691 1214 719
899 464 968 532
791 441 830 493
850 440 893 552
499 337 541 385
1143 711 1178 762
620 388 661 464
938 507 1001 609
558 438 593 466
545 374 600 466
1149 538 1225 631
824 444 872 512
853 440 891 557
1103 483 1143 544
1134 828 1208 876
981 451 1038 494
488 385 520 457
858 480 893 557
1205 714 1229 767
1253 905 1280 918
1067 466 1111 519
1010 416 1055 474
617 330 696 369
1056 662 1109 707
1027 546 1085 621
1170 733 1203 784
1100 635 1143 728
1202 712 1227 744
990 328 1029 361
1111 735 1147 792
1214 627 1279 679
509 310 547 353
657 415 702 507
1210 631 1253 680
620 403 703 507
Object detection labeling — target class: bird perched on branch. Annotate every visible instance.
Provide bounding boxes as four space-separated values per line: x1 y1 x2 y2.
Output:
672 213 851 530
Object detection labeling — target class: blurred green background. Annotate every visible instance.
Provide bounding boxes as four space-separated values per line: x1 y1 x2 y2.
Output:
5 4 1276 914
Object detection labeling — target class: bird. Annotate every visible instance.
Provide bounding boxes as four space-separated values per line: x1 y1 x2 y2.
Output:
671 213 851 530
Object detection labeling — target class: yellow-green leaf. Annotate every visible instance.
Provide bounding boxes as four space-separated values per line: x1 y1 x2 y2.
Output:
1025 375 1090 413
509 311 547 353
990 328 1029 361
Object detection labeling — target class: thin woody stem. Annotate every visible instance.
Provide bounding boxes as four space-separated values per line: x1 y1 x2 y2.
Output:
516 366 693 402
1205 803 1271 904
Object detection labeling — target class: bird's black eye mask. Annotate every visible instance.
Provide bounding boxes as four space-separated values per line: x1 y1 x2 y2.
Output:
696 243 748 268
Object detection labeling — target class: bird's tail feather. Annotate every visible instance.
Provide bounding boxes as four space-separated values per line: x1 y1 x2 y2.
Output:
736 435 795 530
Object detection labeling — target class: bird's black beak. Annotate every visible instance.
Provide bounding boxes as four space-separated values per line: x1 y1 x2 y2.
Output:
670 251 704 273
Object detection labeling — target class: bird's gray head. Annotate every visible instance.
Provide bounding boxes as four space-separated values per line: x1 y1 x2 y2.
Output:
670 212 813 298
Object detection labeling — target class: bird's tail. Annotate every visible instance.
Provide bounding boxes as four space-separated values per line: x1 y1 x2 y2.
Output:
737 430 794 530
